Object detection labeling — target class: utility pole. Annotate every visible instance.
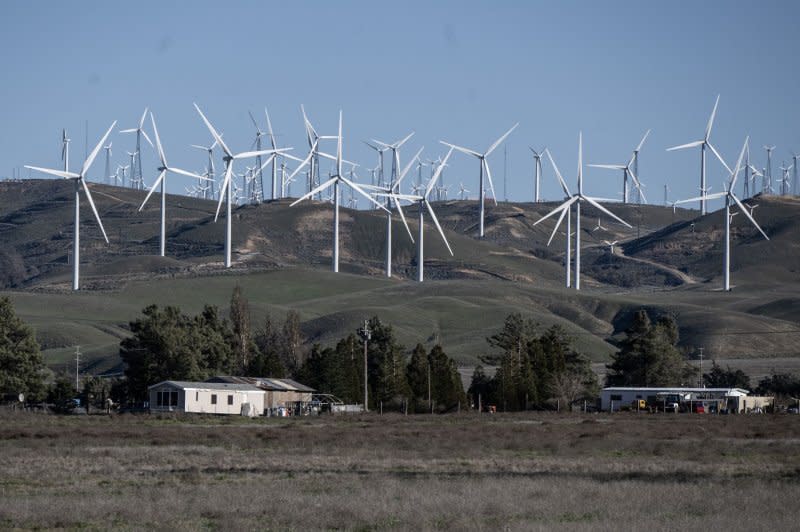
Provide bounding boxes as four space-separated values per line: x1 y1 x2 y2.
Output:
358 320 371 412
75 345 81 390
698 347 704 387
428 358 432 414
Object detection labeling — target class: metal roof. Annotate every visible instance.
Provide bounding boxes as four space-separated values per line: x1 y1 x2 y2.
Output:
207 376 315 392
602 387 750 395
148 380 265 393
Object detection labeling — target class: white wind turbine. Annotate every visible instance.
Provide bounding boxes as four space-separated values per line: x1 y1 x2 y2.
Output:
667 95 731 215
290 111 390 273
362 147 424 277
103 142 112 185
26 121 116 291
588 130 650 204
191 138 220 200
441 123 518 237
763 145 775 194
529 147 546 203
674 137 769 291
138 112 206 257
603 240 619 255
194 103 289 268
371 132 415 187
382 147 455 282
791 151 799 196
459 182 469 200
533 133 632 290
61 129 71 173
120 108 154 191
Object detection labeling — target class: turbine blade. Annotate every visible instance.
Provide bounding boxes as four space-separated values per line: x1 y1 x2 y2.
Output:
81 179 109 243
666 140 704 151
582 195 632 228
215 163 233 221
235 148 290 159
150 112 167 167
532 196 577 227
138 107 148 129
425 147 454 198
673 192 726 205
393 131 414 149
169 167 204 180
708 143 732 175
394 199 414 242
341 176 390 212
140 170 166 211
81 121 117 177
25 165 79 179
705 94 720 141
732 193 769 240
396 147 424 189
635 129 651 152
290 177 337 206
485 123 519 157
729 136 749 190
140 129 154 149
546 204 570 246
440 141 481 158
587 164 626 170
194 103 233 159
545 149 571 197
483 159 498 206
425 200 453 256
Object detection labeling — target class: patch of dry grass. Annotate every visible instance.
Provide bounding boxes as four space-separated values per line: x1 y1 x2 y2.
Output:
1 410 799 530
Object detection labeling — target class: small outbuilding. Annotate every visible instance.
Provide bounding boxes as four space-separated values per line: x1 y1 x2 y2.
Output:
600 387 772 413
206 376 315 415
148 380 266 416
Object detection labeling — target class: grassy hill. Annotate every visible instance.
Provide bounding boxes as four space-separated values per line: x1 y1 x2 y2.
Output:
1 179 799 378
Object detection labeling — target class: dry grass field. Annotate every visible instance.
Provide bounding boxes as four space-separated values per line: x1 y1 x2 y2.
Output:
1 410 800 530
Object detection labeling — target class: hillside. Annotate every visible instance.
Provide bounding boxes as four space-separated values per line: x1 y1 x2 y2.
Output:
1 179 799 378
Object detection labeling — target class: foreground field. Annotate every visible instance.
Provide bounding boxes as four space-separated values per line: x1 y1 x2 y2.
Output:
1 411 799 530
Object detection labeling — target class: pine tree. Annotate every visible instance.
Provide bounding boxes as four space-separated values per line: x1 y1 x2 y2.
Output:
406 343 429 412
229 285 253 374
0 296 45 402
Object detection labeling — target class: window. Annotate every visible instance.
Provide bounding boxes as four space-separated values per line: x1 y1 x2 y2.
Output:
610 394 622 401
156 390 179 407
211 394 217 405
227 395 234 405
195 392 199 401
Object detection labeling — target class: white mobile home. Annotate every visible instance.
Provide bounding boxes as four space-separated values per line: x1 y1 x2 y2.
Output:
148 381 266 416
600 387 753 412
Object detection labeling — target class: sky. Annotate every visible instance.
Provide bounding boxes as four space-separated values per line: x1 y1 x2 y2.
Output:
1 1 798 207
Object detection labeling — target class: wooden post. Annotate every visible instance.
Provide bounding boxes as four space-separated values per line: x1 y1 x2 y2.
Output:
478 393 482 414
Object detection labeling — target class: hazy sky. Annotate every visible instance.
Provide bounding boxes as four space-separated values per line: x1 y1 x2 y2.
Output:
1 1 798 206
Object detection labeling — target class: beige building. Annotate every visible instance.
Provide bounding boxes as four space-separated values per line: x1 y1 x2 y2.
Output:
207 376 314 415
148 381 266 416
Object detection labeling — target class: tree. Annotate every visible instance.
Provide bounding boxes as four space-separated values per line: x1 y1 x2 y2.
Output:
249 313 286 377
0 296 45 402
703 361 751 389
467 365 494 410
366 317 409 410
756 372 800 398
606 311 695 387
281 311 304 374
48 373 76 414
427 345 466 412
120 304 235 403
229 285 254 374
406 343 429 412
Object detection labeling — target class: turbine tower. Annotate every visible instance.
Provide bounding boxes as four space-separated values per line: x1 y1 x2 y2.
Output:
529 147 546 203
194 103 289 268
103 142 112 185
26 122 116 291
533 133 632 291
138 112 205 257
588 130 650 204
191 139 218 200
61 129 71 173
666 95 731 215
674 137 769 291
764 145 775 194
791 152 799 196
382 147 455 282
441 123 518 238
290 111 389 273
120 108 153 191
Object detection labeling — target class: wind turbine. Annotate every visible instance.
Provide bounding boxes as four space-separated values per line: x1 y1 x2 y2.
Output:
138 112 205 257
529 147 546 202
371 132 415 188
191 138 220 200
588 130 650 204
441 123 518 237
674 137 769 291
120 108 154 191
290 111 389 273
791 152 800 196
382 147 455 282
26 121 116 291
764 145 775 194
61 129 71 173
666 95 731 215
103 142 113 185
603 240 619 255
459 183 469 200
194 103 289 268
126 151 136 188
533 133 632 290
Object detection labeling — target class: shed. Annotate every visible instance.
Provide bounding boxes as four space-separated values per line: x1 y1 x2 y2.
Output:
207 376 315 415
148 380 265 416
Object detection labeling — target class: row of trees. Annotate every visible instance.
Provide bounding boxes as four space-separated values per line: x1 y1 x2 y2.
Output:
468 314 598 410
